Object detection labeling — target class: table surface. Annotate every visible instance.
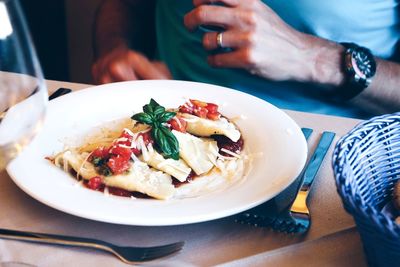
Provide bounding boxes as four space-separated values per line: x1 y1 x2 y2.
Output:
0 80 368 267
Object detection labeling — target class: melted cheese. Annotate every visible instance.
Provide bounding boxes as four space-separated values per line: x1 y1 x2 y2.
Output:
172 130 218 175
54 150 97 179
104 162 175 200
55 149 175 200
180 113 241 142
140 144 191 182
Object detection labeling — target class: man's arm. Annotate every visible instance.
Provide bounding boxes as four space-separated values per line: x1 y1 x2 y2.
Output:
303 35 400 114
184 0 400 113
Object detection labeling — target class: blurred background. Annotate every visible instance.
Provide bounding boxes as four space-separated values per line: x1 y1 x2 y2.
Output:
21 0 101 84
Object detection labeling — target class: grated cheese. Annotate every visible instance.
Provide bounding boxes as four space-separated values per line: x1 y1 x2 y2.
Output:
173 116 182 129
77 152 93 180
123 128 135 137
220 148 242 159
115 137 129 143
147 143 154 154
138 136 150 161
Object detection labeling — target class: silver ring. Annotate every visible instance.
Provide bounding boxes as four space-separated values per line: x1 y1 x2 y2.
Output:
216 32 224 48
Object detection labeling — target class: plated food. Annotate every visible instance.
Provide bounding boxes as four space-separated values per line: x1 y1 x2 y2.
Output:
7 80 307 225
49 98 248 200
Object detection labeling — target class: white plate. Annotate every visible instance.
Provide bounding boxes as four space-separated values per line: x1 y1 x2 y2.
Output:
7 80 307 226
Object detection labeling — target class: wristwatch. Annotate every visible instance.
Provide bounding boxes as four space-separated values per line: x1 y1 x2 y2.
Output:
339 42 377 100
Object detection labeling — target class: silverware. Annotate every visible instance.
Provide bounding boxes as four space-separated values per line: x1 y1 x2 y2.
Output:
48 87 72 100
1 88 72 124
236 128 313 227
237 130 335 234
0 228 184 264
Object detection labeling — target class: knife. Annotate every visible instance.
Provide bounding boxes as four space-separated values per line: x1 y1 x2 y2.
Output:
48 87 72 101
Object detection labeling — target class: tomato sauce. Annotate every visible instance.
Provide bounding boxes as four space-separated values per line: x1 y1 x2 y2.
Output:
212 135 244 156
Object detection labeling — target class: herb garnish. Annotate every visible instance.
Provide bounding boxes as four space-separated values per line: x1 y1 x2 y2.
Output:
131 99 179 160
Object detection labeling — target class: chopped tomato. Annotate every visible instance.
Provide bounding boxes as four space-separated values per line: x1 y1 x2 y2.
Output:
90 147 110 159
117 130 133 146
107 156 131 174
87 176 103 190
131 146 141 156
207 112 221 120
138 131 154 146
179 104 193 114
129 131 153 156
169 117 187 132
205 103 218 113
179 99 220 120
190 99 207 107
193 106 208 118
109 146 132 160
120 130 133 139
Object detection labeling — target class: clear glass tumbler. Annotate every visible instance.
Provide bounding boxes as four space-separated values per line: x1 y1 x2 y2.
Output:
0 0 48 170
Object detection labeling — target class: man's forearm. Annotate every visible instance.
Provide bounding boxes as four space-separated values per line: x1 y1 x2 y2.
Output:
357 59 400 113
93 0 156 59
304 34 400 113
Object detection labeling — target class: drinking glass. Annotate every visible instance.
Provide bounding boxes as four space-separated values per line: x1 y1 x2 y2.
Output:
0 0 47 170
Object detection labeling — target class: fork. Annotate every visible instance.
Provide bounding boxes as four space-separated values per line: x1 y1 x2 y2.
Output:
0 228 184 264
237 131 335 234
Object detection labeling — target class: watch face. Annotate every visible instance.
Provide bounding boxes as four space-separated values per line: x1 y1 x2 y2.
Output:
351 48 376 79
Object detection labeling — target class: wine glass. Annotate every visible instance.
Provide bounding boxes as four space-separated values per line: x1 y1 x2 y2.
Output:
0 0 47 170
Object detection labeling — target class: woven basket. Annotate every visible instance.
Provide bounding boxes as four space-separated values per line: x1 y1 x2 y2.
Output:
332 112 400 267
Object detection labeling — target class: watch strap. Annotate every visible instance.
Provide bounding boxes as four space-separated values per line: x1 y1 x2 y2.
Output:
338 42 376 100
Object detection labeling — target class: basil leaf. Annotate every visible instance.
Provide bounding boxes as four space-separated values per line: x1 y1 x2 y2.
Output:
92 157 104 167
131 112 153 125
153 124 179 160
158 111 176 123
143 103 153 114
152 126 163 147
146 99 159 114
150 98 160 108
131 99 180 159
143 99 158 114
153 105 166 117
160 125 179 160
98 165 112 176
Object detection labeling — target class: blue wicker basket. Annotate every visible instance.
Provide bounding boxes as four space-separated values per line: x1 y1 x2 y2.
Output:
332 112 400 267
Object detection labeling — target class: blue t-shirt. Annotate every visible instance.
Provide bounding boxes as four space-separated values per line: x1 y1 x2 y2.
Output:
155 0 399 119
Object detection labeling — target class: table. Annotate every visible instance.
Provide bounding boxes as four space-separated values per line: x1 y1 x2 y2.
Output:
0 80 368 266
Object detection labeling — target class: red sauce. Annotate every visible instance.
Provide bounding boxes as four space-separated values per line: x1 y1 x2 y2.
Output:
107 186 132 197
83 180 153 198
212 135 244 156
172 171 197 187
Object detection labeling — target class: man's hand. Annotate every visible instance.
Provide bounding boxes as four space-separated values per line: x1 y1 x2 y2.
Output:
92 44 171 84
184 0 330 83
